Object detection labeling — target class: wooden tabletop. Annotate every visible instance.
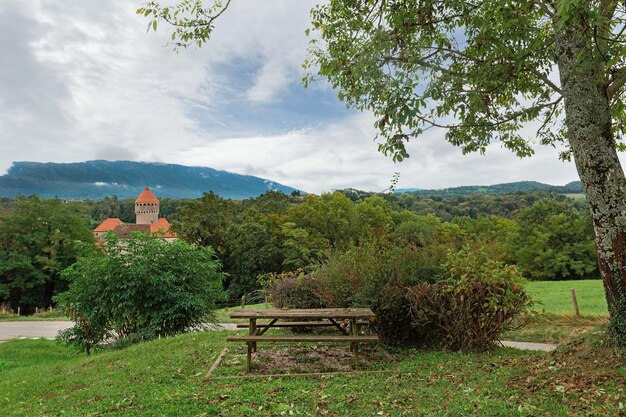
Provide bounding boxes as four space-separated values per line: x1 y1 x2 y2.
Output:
230 308 376 320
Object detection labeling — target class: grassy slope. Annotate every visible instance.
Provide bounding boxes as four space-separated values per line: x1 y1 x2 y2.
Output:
214 302 271 324
525 280 607 315
1 330 623 416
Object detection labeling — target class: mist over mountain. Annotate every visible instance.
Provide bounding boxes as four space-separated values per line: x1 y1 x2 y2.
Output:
0 161 301 200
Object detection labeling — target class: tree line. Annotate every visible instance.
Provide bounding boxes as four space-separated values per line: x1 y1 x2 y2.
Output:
0 190 598 311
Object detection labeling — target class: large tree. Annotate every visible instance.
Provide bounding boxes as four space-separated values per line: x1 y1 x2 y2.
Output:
0 197 93 312
139 0 626 345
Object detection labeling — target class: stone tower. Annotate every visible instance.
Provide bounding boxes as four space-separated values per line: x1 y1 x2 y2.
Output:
135 187 159 225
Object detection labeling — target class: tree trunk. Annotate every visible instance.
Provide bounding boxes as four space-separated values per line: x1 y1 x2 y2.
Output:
555 17 626 345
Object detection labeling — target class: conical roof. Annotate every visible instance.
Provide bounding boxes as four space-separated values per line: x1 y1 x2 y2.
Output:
135 187 159 203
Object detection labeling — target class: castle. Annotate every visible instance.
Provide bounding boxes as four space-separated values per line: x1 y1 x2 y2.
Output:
93 187 176 241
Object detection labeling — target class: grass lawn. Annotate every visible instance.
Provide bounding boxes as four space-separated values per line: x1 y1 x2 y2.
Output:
503 314 607 344
0 309 70 322
215 302 272 324
1 329 623 416
525 279 607 315
564 193 586 201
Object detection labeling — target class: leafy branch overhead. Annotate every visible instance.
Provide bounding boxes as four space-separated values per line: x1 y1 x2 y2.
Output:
137 0 232 49
139 1 626 162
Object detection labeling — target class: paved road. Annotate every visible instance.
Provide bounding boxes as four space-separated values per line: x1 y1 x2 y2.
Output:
0 321 240 342
0 321 74 342
0 322 558 352
499 340 558 351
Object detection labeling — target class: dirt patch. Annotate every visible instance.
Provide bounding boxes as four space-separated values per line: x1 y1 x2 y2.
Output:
226 344 394 375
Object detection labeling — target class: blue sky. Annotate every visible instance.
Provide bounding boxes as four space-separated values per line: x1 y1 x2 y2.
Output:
0 0 587 193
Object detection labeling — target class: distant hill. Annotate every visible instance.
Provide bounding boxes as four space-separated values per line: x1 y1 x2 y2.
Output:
395 181 583 197
0 161 301 200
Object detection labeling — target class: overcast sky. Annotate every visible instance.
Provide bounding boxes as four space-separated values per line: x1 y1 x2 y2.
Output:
0 0 593 193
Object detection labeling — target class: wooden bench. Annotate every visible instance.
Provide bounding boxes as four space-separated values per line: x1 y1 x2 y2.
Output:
227 335 379 342
227 308 378 372
234 320 368 329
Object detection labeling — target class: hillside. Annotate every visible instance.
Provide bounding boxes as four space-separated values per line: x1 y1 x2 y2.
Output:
0 161 300 200
397 180 583 197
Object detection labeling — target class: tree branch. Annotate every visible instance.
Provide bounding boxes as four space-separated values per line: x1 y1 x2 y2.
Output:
402 98 563 130
608 67 626 99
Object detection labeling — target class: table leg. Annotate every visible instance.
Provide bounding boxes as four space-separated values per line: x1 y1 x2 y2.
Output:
246 318 257 373
350 318 359 368
250 319 257 353
246 342 252 373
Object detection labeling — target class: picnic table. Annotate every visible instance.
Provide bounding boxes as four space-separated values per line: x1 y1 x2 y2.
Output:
226 308 379 372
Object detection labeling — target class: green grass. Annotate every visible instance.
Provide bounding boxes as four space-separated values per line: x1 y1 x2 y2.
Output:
503 314 607 344
215 302 272 323
0 330 622 416
0 309 70 322
564 193 586 201
525 279 607 315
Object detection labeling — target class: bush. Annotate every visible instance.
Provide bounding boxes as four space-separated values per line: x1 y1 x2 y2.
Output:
266 270 324 309
311 234 446 345
55 233 226 353
407 247 530 351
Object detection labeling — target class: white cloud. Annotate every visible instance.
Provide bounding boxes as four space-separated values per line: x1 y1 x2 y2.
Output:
173 112 581 193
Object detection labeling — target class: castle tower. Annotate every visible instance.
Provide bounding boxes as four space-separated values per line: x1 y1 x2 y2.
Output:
135 187 159 225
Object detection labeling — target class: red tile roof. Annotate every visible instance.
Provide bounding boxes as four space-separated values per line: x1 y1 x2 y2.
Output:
112 223 151 238
94 218 124 232
150 218 175 238
135 187 159 204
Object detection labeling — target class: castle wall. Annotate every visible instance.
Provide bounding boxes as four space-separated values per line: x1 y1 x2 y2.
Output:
135 202 159 224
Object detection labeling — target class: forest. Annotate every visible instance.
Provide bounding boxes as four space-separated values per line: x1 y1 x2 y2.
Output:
0 189 597 312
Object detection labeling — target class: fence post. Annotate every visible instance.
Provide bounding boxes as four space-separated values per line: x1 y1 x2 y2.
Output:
17 306 20 316
241 294 246 309
570 288 580 317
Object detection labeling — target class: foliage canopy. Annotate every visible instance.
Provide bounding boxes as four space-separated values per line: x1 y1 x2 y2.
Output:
56 233 225 353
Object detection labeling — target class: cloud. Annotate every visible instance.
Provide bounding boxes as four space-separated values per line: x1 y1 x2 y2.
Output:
0 0 596 194
173 112 581 193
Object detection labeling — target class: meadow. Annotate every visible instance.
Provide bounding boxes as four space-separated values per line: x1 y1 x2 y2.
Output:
1 329 623 416
0 279 621 415
525 279 607 315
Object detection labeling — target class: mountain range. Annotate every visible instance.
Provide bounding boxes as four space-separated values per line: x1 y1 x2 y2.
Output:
0 160 583 200
397 180 583 197
0 161 300 200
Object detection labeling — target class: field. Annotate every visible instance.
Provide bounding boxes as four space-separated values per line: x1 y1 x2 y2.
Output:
564 193 587 201
1 329 624 416
525 279 607 315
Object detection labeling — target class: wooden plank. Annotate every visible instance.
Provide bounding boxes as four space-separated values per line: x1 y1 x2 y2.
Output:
206 347 228 377
257 318 277 336
230 308 376 320
237 321 334 328
235 320 369 328
328 318 349 335
208 369 400 380
226 335 379 342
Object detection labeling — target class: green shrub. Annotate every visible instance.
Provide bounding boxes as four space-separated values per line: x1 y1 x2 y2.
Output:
55 233 226 353
311 234 445 345
407 247 530 351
